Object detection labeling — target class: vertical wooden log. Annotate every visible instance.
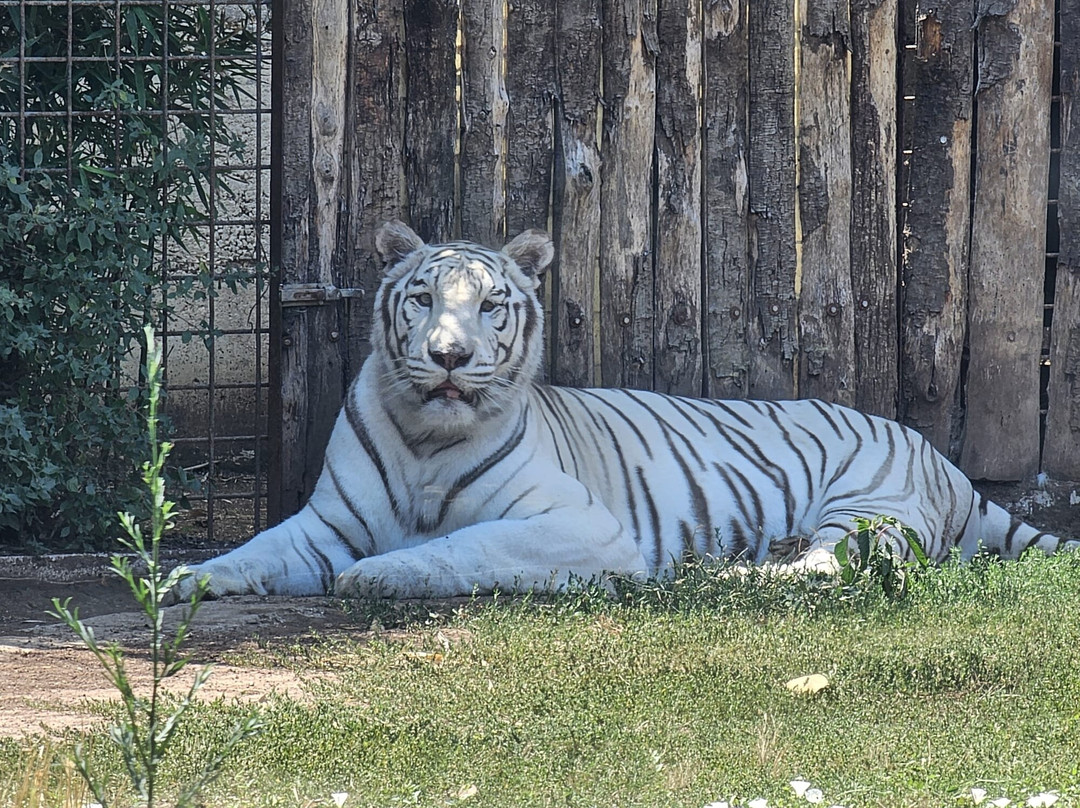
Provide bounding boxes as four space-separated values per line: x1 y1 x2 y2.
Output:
404 0 459 242
505 0 554 377
899 0 972 457
309 0 349 291
1044 0 1080 477
960 0 1053 479
747 0 797 400
270 0 310 521
703 0 749 400
850 0 898 418
505 0 555 236
273 0 349 517
342 0 407 382
654 0 703 397
897 0 917 261
552 0 601 387
797 0 855 406
599 0 657 390
461 0 507 245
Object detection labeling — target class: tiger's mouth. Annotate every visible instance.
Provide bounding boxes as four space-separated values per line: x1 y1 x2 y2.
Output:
423 380 476 405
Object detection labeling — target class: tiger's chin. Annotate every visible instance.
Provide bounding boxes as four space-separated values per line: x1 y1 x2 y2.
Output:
411 397 483 437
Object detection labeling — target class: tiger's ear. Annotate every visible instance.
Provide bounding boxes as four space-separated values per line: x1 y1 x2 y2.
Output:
503 229 554 282
375 220 425 265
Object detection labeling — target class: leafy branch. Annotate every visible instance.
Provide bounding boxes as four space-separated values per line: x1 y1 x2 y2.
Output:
834 514 929 599
50 326 262 808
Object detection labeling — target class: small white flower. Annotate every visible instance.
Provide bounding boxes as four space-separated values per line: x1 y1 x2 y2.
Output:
805 788 825 804
331 793 348 807
650 749 665 772
749 799 769 808
1026 794 1059 808
970 788 988 805
990 799 1011 808
703 802 731 808
790 780 812 798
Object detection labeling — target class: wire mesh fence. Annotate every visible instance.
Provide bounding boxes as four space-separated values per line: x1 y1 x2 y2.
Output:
1 0 273 545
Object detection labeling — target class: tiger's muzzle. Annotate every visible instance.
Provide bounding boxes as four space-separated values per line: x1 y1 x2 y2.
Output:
423 378 477 405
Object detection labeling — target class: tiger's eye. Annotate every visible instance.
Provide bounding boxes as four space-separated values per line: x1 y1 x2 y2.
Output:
416 293 433 307
480 300 496 313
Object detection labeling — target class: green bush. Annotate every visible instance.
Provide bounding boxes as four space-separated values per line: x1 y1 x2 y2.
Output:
0 4 258 550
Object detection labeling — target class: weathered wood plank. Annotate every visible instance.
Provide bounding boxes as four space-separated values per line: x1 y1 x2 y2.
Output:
341 0 407 381
505 0 554 378
598 0 657 390
797 0 855 406
270 0 312 522
747 0 797 400
404 0 459 242
505 0 555 236
460 0 507 246
960 0 1053 479
899 0 972 458
654 0 703 397
850 0 898 417
308 0 348 292
1044 0 1080 477
274 0 315 294
551 0 601 387
274 0 349 517
702 0 749 400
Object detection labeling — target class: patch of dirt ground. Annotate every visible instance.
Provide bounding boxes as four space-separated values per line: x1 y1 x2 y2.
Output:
1 478 1078 740
0 549 371 740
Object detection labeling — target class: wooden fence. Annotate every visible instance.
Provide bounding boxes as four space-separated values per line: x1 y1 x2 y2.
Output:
270 0 1079 518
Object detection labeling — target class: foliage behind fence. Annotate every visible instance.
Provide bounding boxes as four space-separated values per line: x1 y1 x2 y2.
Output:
0 0 264 548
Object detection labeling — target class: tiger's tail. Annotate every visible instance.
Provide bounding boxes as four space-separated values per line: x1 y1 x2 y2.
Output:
961 493 1076 559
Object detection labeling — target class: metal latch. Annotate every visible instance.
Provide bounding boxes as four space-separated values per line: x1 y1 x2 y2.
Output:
280 283 366 307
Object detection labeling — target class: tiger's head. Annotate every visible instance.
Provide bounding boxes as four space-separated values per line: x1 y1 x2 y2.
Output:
371 220 553 436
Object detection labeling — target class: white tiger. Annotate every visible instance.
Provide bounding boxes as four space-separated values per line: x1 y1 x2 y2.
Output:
178 221 1072 600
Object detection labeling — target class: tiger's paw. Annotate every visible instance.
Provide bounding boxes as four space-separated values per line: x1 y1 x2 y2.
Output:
334 555 461 600
166 560 272 603
335 557 415 599
777 546 841 576
163 565 206 605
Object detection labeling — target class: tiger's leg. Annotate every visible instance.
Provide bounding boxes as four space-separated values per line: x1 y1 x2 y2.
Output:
335 506 647 599
171 401 387 600
174 506 360 598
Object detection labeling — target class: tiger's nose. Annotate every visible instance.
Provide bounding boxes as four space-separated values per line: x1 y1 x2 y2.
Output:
429 349 472 370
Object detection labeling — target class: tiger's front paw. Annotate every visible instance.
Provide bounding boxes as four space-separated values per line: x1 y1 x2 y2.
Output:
164 565 207 605
334 555 461 599
335 556 411 599
167 559 272 603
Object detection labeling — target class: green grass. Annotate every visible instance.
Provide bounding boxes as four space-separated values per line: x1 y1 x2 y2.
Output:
4 551 1080 808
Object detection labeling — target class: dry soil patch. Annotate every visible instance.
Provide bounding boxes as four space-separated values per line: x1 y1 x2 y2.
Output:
0 553 365 739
